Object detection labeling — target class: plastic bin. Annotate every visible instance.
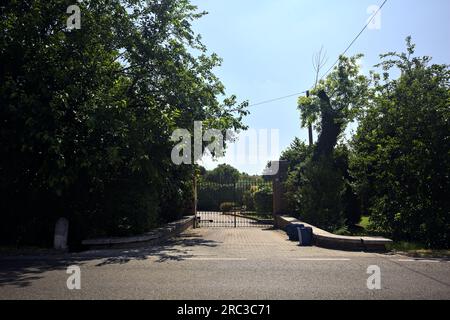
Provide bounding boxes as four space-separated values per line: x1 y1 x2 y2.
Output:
286 224 304 241
298 226 313 246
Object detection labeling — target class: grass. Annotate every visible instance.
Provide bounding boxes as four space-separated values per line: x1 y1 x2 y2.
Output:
335 216 449 258
336 216 373 236
386 241 450 258
242 212 274 221
358 216 370 230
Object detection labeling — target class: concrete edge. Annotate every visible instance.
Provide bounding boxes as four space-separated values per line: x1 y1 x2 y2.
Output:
81 216 195 249
274 215 393 252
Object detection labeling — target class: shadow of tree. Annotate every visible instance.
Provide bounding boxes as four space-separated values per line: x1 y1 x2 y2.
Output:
0 259 76 288
0 231 220 288
93 234 220 266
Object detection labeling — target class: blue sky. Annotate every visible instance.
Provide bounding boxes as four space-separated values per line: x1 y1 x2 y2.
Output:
191 0 450 174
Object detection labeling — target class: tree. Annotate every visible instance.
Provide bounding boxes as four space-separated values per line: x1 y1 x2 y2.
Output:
299 54 369 161
350 37 450 248
0 0 248 246
280 138 312 171
283 55 368 231
204 164 241 184
308 46 329 145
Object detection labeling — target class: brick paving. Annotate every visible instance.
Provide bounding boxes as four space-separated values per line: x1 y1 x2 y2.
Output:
166 227 382 260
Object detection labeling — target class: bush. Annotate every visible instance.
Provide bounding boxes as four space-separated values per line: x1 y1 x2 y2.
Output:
220 202 235 213
350 40 450 248
296 158 346 231
197 183 236 211
253 186 273 214
242 189 255 211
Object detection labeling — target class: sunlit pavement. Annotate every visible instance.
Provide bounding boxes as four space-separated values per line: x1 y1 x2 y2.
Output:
1 227 449 300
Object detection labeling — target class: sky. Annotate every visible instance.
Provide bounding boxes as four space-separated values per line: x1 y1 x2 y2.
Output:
191 0 450 174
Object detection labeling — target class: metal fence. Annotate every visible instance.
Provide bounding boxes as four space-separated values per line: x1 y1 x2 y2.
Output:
196 179 273 228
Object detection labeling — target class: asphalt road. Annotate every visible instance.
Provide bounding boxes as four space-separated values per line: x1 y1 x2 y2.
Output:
1 227 449 300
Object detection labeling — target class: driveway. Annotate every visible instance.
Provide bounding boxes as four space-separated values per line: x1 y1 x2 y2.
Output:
1 227 449 299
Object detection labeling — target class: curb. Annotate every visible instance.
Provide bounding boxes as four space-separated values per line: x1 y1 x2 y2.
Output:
81 216 195 249
275 215 393 252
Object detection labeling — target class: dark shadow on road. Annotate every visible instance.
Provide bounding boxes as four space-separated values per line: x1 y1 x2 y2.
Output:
93 233 220 266
0 259 79 288
0 231 220 288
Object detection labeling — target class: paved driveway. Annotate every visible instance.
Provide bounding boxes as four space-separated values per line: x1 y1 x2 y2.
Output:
1 227 449 299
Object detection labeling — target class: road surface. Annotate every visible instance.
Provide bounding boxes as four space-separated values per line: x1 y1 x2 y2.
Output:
1 226 449 299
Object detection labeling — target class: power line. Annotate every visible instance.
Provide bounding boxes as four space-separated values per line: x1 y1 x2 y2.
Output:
247 0 388 108
248 91 307 107
320 0 388 79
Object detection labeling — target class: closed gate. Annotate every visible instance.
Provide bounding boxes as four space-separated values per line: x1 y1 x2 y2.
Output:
196 179 273 228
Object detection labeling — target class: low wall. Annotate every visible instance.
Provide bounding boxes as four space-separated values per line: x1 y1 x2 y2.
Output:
275 215 392 252
82 216 195 249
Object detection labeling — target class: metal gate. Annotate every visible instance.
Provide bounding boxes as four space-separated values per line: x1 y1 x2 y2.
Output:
195 179 273 228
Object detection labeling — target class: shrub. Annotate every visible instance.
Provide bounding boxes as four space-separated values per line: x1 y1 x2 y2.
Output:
253 186 273 214
197 183 236 211
350 39 450 248
242 190 255 211
220 202 235 213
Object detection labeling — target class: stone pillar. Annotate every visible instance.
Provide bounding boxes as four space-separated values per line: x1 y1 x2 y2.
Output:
271 160 289 224
54 217 69 251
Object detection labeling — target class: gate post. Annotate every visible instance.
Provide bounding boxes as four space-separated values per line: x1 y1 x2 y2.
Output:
271 160 289 228
193 173 198 229
233 182 237 228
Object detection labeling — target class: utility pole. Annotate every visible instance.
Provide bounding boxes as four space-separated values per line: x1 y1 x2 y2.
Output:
306 90 313 146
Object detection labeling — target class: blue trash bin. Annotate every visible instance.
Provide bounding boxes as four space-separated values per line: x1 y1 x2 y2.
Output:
298 227 313 246
286 224 304 241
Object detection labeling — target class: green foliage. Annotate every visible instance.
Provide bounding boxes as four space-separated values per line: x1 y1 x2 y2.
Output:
284 56 367 231
197 181 237 211
253 186 273 215
220 202 235 213
283 38 448 248
334 145 362 226
295 157 346 230
0 0 247 246
242 188 256 211
197 177 271 213
298 54 369 134
350 38 450 248
204 164 241 184
334 226 351 236
280 138 313 172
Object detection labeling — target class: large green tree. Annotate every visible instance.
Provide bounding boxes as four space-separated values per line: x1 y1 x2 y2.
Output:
204 164 241 184
0 0 247 246
350 38 450 248
284 55 368 231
